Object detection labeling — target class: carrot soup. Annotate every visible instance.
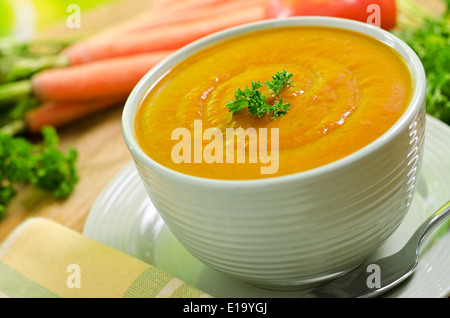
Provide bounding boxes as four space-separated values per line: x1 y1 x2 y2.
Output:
135 26 412 180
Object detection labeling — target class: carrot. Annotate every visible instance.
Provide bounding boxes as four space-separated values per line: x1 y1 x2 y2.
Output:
64 0 245 50
80 0 265 44
124 0 266 33
26 98 124 133
150 0 227 13
32 51 173 102
62 4 266 65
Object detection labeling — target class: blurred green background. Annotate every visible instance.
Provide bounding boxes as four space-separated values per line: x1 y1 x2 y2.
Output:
0 0 118 39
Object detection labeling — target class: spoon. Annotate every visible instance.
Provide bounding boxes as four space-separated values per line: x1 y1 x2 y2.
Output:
303 200 450 298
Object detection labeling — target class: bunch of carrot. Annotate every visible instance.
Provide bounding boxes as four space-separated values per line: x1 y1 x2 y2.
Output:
0 0 267 135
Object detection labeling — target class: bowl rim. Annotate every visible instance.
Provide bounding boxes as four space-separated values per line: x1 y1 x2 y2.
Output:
121 16 426 188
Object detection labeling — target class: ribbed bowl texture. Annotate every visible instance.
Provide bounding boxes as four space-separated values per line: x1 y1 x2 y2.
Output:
122 17 427 289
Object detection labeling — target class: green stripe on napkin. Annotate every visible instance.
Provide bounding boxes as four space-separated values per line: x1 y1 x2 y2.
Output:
0 261 59 298
0 217 210 298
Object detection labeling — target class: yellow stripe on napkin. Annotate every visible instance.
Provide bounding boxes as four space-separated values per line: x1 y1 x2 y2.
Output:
0 217 210 298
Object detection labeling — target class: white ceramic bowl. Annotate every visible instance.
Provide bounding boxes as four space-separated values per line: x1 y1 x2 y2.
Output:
122 17 426 290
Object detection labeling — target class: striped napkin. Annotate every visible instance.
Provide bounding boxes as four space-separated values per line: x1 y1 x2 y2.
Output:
0 217 210 298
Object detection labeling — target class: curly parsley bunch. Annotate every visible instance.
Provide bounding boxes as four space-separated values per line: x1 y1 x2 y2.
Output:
0 126 78 219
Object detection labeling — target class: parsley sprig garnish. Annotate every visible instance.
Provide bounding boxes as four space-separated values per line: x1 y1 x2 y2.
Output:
264 69 294 96
227 70 293 118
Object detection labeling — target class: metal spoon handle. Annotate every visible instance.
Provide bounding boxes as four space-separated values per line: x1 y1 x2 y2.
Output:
411 200 450 254
303 200 450 298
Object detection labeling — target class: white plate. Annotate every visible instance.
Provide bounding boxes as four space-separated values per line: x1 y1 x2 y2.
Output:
83 115 450 298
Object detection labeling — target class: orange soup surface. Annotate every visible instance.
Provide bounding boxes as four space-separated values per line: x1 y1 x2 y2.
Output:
135 26 412 180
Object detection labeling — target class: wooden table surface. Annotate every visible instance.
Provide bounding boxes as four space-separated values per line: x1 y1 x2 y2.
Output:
0 0 445 244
